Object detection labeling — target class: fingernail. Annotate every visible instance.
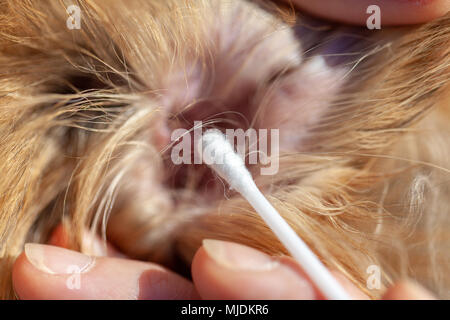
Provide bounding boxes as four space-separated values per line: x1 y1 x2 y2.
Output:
25 243 95 275
403 281 435 299
202 239 279 271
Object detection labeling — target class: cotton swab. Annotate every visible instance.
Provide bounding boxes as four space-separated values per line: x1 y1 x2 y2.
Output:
197 129 351 300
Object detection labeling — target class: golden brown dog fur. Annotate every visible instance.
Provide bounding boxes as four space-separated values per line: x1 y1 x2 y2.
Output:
0 0 449 299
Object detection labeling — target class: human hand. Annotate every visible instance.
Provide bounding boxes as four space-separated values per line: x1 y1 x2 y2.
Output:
12 237 435 299
286 0 449 25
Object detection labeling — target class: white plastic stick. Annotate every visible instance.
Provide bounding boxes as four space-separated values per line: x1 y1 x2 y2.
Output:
197 129 351 300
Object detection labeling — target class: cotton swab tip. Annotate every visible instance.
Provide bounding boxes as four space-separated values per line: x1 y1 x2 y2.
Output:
197 129 253 194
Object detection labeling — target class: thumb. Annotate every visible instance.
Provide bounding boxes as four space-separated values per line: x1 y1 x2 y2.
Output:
191 239 367 300
13 243 198 300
